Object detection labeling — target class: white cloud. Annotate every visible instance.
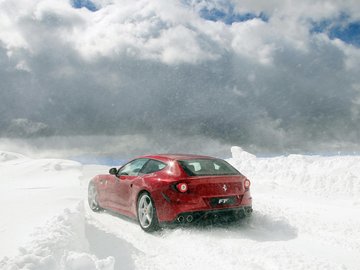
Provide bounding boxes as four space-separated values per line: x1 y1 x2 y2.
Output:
1 0 359 65
15 60 31 72
331 38 360 70
65 0 223 63
230 19 276 65
0 1 29 50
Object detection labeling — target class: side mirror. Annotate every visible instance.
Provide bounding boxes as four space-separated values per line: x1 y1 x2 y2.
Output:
109 168 118 175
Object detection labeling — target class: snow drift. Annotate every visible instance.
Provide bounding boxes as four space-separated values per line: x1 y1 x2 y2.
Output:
0 148 359 270
229 146 360 198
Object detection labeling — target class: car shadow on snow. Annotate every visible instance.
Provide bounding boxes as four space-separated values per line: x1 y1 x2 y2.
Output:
161 210 298 242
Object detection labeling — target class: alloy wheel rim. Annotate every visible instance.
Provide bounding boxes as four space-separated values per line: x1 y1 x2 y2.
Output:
138 194 153 228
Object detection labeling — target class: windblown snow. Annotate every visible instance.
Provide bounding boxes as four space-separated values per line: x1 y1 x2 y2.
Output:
0 147 359 270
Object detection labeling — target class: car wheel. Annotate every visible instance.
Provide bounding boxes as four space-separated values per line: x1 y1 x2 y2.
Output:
137 192 159 232
88 180 102 212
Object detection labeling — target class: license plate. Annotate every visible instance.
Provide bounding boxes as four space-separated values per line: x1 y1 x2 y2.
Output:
210 197 236 206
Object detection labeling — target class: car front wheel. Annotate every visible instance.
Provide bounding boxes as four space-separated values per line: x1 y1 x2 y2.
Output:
88 180 102 212
137 192 159 232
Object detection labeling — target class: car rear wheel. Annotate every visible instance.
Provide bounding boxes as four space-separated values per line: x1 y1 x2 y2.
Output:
88 180 102 212
137 192 159 232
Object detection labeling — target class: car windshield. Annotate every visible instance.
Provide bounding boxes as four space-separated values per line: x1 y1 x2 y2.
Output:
178 159 240 176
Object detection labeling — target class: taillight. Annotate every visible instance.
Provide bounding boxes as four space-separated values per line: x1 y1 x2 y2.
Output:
244 179 251 189
176 183 188 193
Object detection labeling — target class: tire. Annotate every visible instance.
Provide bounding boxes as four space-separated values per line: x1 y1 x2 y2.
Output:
88 180 102 212
137 192 160 232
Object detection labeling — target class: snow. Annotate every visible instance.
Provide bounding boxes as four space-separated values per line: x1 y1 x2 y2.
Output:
1 148 360 270
0 152 83 258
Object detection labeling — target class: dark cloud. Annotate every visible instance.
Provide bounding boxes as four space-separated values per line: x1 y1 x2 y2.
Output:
1 46 360 154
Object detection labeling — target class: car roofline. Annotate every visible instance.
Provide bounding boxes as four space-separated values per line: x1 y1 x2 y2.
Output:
139 154 217 162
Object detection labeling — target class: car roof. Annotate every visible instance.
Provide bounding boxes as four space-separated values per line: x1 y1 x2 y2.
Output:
140 154 217 162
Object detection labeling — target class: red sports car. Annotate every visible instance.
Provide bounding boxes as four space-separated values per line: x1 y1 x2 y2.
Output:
88 154 252 232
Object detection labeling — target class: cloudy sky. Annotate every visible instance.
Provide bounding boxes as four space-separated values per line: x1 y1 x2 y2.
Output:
1 0 360 154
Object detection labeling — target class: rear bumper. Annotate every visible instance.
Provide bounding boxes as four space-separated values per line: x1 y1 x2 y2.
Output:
154 189 253 222
162 205 253 225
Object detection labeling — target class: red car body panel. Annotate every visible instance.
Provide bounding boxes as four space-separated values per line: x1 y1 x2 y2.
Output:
91 154 252 223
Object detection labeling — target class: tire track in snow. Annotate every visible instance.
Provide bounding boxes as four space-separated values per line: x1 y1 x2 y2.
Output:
86 203 345 270
85 217 140 270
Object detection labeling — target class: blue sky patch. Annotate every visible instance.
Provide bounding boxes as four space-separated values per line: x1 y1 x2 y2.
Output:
311 14 360 47
71 0 99 12
200 7 268 24
328 22 360 46
182 1 269 24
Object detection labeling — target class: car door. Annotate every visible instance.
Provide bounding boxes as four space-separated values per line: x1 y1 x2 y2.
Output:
107 158 148 212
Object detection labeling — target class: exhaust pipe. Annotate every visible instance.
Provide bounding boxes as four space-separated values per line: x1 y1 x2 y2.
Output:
186 215 193 223
244 207 253 217
177 216 185 223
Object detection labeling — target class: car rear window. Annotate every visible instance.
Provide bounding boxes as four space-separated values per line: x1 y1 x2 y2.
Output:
178 159 240 176
140 159 167 174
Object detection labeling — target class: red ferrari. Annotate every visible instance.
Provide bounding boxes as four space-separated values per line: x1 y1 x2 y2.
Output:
88 154 252 232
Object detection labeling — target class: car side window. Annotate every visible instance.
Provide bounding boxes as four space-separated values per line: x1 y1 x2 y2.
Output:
118 158 148 176
140 159 167 174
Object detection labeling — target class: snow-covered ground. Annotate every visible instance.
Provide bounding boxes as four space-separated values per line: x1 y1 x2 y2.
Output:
0 147 359 270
